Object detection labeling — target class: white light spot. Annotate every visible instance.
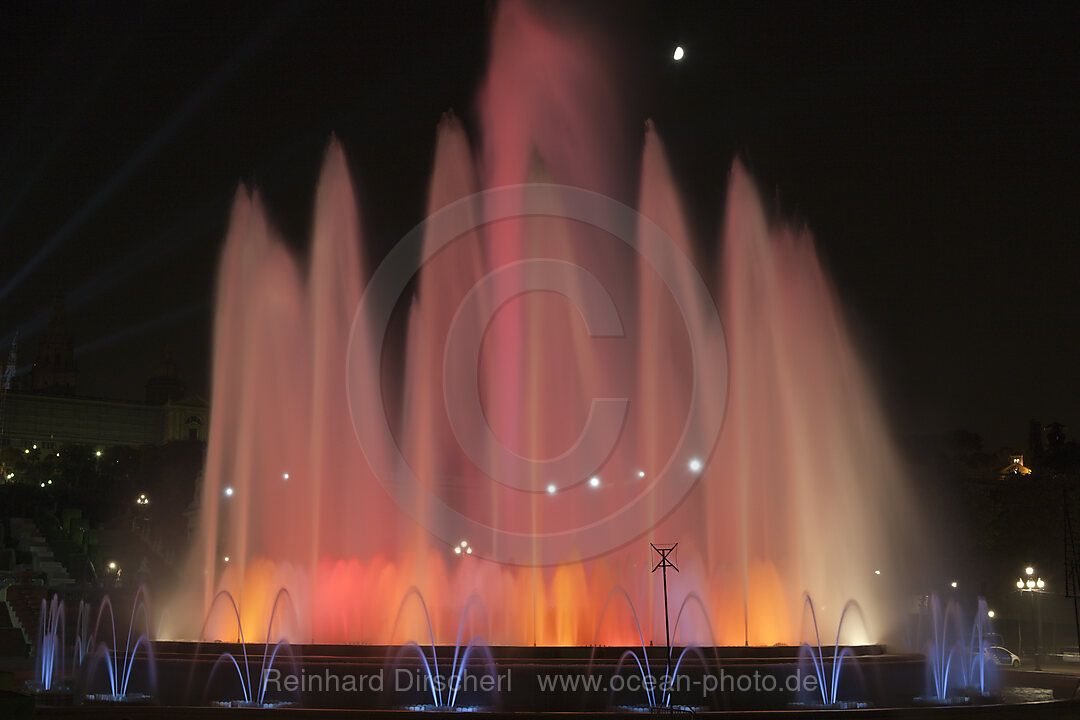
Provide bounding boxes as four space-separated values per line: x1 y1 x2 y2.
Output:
546 484 557 494
589 476 600 488
466 547 473 554
673 45 685 61
223 556 230 563
637 470 646 479
874 569 881 575
224 486 234 497
282 473 289 480
950 581 958 589
688 458 703 473
454 546 461 555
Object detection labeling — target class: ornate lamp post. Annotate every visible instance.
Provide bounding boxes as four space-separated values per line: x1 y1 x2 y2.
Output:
1016 565 1046 671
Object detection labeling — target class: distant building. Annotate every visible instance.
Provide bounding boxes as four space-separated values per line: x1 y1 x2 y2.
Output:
0 301 208 450
1000 454 1033 478
30 298 76 394
0 391 207 449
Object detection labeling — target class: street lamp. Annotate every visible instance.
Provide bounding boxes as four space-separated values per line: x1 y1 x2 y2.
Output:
1017 565 1047 671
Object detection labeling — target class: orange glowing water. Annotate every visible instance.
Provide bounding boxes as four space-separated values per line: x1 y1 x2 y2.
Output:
176 1 920 648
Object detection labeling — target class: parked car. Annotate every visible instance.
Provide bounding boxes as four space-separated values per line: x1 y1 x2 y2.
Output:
984 646 1021 668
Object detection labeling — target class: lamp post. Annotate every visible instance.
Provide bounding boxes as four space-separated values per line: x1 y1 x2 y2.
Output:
1016 565 1046 671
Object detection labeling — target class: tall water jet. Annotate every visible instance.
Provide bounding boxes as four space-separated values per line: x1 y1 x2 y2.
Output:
176 0 923 646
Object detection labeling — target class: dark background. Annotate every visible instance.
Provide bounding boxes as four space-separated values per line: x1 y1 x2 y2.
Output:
1 0 1077 449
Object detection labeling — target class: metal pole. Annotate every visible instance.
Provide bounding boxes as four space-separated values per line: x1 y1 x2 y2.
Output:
1031 592 1041 671
652 543 679 690
1065 488 1080 652
1037 592 1043 671
662 560 671 682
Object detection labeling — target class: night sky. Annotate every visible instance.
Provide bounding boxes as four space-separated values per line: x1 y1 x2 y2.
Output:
1 1 1077 449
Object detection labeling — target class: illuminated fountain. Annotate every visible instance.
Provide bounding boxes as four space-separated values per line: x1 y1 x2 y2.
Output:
174 0 921 648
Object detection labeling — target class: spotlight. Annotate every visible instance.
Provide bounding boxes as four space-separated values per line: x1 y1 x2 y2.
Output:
874 570 881 575
95 450 102 457
637 470 646 479
1026 566 1034 576
1017 580 1024 589
688 458 703 473
987 610 996 618
1037 578 1045 589
223 556 230 563
546 484 556 494
950 581 958 589
1026 579 1035 589
107 561 117 571
454 546 461 554
282 472 289 480
224 486 234 497
673 45 685 61
589 476 600 488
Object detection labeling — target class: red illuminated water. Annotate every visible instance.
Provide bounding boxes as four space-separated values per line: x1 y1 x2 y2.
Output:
173 1 920 647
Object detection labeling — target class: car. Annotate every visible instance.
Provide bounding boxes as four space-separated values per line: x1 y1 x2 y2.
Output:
984 646 1021 668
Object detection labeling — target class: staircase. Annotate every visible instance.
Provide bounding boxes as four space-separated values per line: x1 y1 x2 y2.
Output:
9 518 73 586
0 598 29 656
0 587 41 652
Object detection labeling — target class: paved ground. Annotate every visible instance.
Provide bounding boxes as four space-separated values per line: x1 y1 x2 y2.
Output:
1022 657 1080 676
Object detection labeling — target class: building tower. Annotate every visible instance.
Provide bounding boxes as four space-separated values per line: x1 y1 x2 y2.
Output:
31 297 76 394
0 332 16 463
